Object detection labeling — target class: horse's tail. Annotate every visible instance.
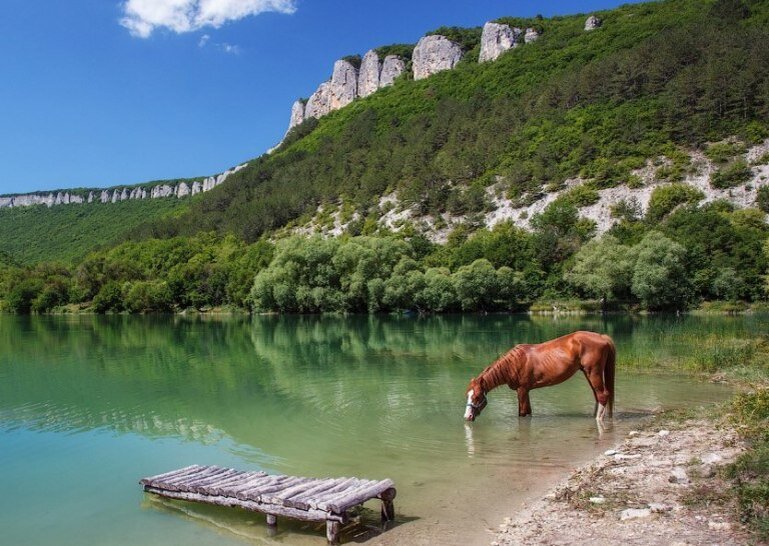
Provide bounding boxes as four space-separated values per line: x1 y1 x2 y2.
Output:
604 338 616 418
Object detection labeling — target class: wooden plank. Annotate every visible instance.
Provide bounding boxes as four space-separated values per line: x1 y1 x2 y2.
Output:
230 474 290 499
164 467 224 491
324 480 396 514
285 478 355 510
239 476 302 502
140 465 205 487
145 466 213 490
204 471 267 496
299 478 360 511
139 465 201 485
143 486 346 523
220 474 276 497
181 466 229 487
281 478 339 508
256 478 317 505
188 469 242 494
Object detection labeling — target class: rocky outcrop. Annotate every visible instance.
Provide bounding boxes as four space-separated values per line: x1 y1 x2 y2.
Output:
284 21 541 137
358 50 381 98
287 50 407 133
305 59 358 120
288 100 305 130
585 15 602 31
524 28 540 43
0 164 247 210
479 22 521 63
380 55 406 86
412 35 463 80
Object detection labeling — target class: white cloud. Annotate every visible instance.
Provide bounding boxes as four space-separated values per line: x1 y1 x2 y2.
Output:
198 34 211 47
121 0 296 38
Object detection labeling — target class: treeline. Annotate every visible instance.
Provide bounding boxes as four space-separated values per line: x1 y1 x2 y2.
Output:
1 195 767 314
133 0 769 243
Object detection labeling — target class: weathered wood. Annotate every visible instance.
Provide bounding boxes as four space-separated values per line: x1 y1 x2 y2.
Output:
326 520 340 544
141 465 206 487
141 465 396 542
324 480 396 513
293 478 359 511
143 486 346 523
139 464 200 485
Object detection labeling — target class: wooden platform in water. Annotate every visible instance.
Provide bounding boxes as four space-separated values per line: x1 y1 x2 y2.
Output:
140 464 396 543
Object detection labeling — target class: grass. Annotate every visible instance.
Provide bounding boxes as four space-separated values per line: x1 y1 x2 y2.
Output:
725 388 769 540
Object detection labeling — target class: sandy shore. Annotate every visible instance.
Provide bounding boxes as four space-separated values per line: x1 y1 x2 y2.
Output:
493 415 750 546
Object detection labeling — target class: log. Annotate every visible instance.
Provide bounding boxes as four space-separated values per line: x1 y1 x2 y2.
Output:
324 480 396 513
139 465 200 485
326 520 340 544
143 486 346 523
293 478 359 511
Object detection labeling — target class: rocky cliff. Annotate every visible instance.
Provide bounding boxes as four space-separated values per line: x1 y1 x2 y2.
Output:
412 35 463 80
0 164 247 210
284 18 558 136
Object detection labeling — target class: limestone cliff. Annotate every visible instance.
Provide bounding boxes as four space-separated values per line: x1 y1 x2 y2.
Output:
358 50 381 98
412 35 463 80
0 164 247 210
479 22 521 63
380 55 406 87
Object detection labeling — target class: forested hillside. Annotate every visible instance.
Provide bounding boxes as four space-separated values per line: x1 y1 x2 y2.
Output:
2 0 769 314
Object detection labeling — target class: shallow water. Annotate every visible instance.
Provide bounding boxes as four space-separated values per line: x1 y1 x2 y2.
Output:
0 314 756 545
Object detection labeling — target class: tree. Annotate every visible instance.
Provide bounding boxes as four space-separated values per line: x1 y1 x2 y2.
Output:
566 236 635 301
631 231 691 310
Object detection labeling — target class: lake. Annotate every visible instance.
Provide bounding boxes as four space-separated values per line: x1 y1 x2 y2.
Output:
0 314 757 545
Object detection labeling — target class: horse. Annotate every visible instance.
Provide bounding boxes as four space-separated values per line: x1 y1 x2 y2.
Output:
463 331 615 422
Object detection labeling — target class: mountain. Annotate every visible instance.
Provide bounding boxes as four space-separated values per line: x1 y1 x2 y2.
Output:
2 0 769 314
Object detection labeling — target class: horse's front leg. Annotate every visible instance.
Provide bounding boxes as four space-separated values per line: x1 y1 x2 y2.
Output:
517 387 532 417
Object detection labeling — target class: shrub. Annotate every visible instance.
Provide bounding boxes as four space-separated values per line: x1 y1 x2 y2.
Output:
646 184 704 222
711 159 753 189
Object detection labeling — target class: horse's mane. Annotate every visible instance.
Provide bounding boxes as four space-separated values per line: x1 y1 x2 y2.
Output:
478 345 526 390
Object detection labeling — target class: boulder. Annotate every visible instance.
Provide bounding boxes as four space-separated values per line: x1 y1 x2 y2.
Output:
524 28 540 43
585 15 602 31
358 50 381 97
380 55 406 87
479 22 520 62
412 35 463 80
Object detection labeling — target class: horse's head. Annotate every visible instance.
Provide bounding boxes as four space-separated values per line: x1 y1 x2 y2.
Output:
464 378 487 422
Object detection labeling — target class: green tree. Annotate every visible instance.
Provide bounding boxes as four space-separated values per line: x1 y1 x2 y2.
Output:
566 236 635 301
631 231 692 310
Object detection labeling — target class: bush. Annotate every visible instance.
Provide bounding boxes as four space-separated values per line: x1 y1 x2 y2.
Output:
711 159 753 189
646 184 704 223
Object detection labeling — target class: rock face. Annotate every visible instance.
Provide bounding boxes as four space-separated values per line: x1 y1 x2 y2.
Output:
306 59 359 120
287 51 406 133
412 35 463 80
288 100 306 131
380 55 406 87
0 164 247 210
479 22 521 62
358 50 381 98
524 28 540 43
585 15 602 31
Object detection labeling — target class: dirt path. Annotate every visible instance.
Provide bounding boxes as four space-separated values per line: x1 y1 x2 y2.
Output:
494 416 750 546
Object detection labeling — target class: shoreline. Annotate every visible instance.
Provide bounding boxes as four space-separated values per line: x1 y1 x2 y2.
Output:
493 411 751 545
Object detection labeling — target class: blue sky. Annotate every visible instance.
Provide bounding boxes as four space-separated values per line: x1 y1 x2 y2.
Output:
0 0 643 195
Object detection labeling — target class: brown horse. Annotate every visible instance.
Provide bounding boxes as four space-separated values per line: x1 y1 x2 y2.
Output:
464 331 615 422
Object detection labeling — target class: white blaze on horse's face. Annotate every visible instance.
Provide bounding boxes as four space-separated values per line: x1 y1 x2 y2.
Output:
464 391 474 421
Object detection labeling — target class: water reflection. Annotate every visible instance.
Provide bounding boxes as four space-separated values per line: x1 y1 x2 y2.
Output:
0 313 751 545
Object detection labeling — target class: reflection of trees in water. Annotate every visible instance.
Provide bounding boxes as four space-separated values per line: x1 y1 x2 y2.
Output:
0 314 761 446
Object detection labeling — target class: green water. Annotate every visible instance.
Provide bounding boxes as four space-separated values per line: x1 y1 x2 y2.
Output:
0 314 755 545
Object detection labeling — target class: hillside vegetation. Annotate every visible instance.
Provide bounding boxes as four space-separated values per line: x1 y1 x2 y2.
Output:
2 0 769 314
0 198 187 264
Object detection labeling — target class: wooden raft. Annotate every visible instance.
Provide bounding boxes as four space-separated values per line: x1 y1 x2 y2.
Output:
140 464 396 543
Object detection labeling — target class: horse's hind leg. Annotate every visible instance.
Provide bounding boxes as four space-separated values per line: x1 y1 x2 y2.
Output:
584 367 609 421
